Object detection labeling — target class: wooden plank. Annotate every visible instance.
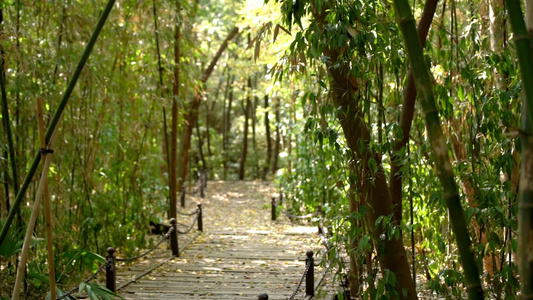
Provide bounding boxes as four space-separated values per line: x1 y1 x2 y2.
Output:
117 181 329 299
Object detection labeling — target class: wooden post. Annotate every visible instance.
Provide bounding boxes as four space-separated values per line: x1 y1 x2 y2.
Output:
305 250 314 297
271 197 277 221
170 218 179 257
106 247 116 292
197 203 203 232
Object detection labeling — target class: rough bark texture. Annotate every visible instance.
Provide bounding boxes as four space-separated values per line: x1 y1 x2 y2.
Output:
304 2 417 297
322 43 417 300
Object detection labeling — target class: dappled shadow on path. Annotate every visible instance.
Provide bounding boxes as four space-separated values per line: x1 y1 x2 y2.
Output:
116 180 327 300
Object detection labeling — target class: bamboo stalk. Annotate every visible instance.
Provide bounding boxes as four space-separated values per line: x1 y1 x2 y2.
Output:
12 122 59 300
0 8 20 199
507 0 533 122
0 0 116 247
37 97 56 300
510 0 533 297
391 1 484 299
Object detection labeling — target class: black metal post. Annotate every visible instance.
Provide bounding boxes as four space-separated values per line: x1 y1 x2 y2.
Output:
197 203 203 232
106 247 116 292
170 218 179 257
279 192 283 206
271 197 277 221
180 184 186 208
305 250 314 297
258 293 269 300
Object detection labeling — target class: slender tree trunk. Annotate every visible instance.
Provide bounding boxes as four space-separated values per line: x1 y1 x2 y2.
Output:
513 1 533 297
0 7 20 216
169 19 180 220
239 77 251 180
3 151 8 215
224 74 235 179
324 44 417 298
196 120 207 169
152 0 170 179
1 0 115 247
206 71 224 157
264 94 272 179
178 27 239 190
222 68 231 151
53 5 66 84
272 99 281 174
393 0 484 297
252 74 258 177
389 0 439 224
37 98 56 300
347 161 361 296
306 3 417 298
490 0 505 52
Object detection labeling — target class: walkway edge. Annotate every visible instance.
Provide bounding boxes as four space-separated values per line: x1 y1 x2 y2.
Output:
117 231 202 291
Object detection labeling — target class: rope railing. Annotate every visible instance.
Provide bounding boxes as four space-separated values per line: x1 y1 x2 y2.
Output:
180 169 208 207
270 196 321 223
259 193 331 300
289 250 314 300
115 228 202 292
56 203 204 299
177 207 199 216
257 250 319 300
116 226 174 262
176 206 201 234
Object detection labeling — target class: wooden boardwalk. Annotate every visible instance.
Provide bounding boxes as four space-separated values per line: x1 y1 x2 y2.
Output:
116 181 329 300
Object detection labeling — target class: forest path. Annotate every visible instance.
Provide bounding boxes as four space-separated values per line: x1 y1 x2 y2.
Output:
116 180 330 300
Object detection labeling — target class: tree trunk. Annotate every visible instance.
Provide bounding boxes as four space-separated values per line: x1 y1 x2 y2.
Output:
347 161 361 296
252 74 258 178
272 99 281 174
169 20 180 220
516 1 533 297
0 0 115 248
178 27 239 193
239 77 251 180
389 0 439 224
393 0 484 297
264 94 272 179
323 44 417 299
0 7 20 216
224 74 235 179
307 3 417 297
196 119 207 169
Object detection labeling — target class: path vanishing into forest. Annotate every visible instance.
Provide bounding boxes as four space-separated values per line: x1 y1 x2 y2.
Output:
115 181 332 300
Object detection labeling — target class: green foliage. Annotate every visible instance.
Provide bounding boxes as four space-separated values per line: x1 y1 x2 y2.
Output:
267 0 521 297
0 0 525 298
